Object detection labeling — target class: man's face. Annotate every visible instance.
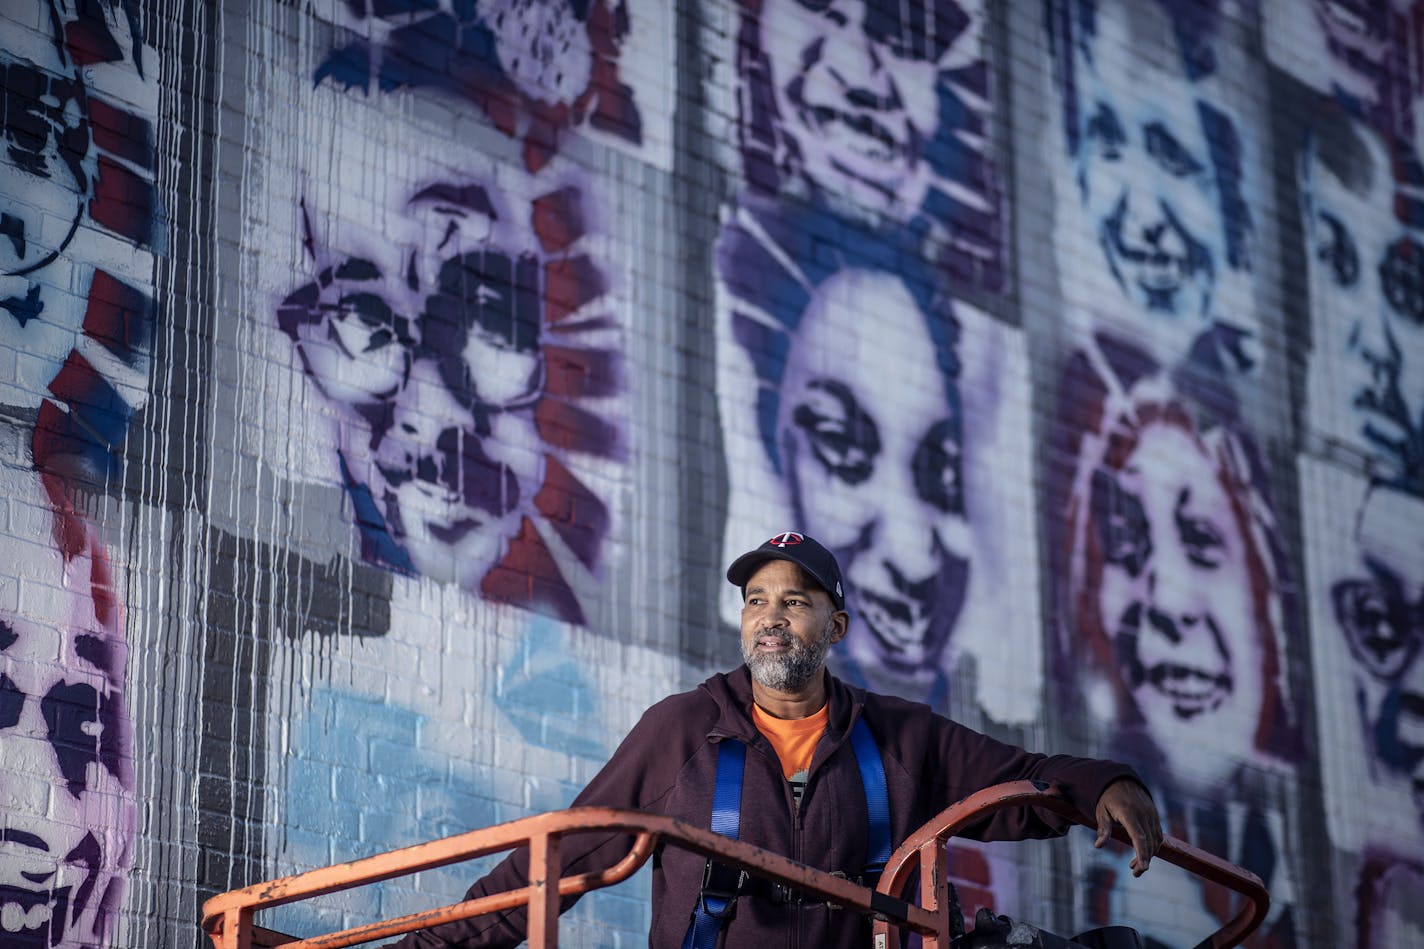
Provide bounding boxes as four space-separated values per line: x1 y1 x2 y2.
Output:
1303 122 1424 481
0 49 88 276
777 270 970 672
1072 6 1222 334
0 477 133 947
740 558 846 691
1091 422 1264 778
1333 487 1424 822
758 0 969 216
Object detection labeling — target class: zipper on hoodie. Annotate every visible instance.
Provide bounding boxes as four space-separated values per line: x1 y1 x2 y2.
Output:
789 717 858 949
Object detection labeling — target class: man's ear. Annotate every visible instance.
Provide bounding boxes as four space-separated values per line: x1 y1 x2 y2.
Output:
828 610 849 645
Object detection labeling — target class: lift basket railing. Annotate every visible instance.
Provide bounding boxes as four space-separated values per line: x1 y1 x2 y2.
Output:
200 780 1269 949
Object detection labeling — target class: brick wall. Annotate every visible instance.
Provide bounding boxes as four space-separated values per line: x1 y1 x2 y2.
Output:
2 1 1422 946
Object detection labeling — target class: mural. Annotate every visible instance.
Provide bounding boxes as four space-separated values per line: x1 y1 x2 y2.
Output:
10 1 1424 945
1302 440 1424 947
1284 4 1424 937
1062 387 1294 789
1300 104 1424 493
718 0 1034 718
1045 0 1257 387
731 0 1004 288
271 40 624 624
717 247 1039 718
1054 378 1302 948
315 0 643 172
1263 0 1424 144
1045 2 1301 945
0 2 155 944
715 0 1032 921
2 0 157 482
0 434 135 949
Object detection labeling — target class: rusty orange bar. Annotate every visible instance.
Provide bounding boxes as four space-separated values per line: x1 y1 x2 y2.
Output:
870 781 1270 949
201 808 937 949
918 828 949 949
202 782 1268 949
527 832 559 948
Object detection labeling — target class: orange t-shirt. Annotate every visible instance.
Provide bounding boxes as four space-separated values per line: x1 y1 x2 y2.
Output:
752 702 829 781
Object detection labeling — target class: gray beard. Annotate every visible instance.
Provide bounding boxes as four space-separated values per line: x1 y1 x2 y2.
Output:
743 623 832 692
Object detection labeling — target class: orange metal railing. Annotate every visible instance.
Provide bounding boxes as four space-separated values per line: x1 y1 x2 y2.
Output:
871 781 1271 949
200 780 1269 949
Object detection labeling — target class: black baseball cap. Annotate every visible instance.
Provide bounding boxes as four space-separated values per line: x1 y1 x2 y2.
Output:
726 531 846 611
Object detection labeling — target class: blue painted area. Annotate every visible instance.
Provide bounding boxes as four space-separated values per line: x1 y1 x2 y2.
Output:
269 678 639 941
268 687 499 937
496 617 607 761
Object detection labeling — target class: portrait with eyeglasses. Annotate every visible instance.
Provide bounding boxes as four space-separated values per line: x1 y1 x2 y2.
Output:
1302 455 1424 859
1332 483 1424 818
277 180 546 593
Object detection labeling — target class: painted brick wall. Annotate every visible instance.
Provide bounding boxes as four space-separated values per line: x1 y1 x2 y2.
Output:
2 1 1422 947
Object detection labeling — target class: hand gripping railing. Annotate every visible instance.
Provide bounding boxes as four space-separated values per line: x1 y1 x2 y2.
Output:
870 781 1271 949
200 780 1269 949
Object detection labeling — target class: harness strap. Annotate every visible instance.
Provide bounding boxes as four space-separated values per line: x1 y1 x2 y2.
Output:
682 740 745 949
682 716 890 949
849 716 891 874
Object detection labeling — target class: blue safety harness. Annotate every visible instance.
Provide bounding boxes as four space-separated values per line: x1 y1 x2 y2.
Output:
681 716 891 949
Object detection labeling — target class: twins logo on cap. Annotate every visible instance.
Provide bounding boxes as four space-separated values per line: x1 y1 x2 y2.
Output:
768 531 803 548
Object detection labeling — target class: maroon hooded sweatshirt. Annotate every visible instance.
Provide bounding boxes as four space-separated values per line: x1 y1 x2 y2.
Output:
395 666 1141 948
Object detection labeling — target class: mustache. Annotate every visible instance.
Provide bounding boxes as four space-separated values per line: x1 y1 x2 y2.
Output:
755 628 795 646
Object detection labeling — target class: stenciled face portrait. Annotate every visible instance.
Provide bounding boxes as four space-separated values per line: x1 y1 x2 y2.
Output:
1263 0 1415 130
277 179 544 589
0 465 133 947
1083 412 1268 786
1069 2 1226 340
1302 112 1424 487
753 0 973 218
1357 853 1424 949
776 269 970 674
1 7 91 278
1333 485 1424 824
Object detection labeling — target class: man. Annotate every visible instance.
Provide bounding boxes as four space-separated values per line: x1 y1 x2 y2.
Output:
394 531 1161 948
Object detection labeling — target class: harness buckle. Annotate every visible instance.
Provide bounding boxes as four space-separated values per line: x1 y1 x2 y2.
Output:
826 870 846 911
698 860 747 919
860 863 885 889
